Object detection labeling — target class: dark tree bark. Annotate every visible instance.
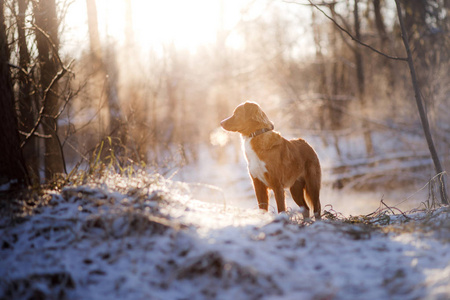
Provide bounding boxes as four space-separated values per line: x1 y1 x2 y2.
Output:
0 0 29 186
33 0 66 181
395 0 448 205
372 0 388 45
353 0 364 98
17 0 40 183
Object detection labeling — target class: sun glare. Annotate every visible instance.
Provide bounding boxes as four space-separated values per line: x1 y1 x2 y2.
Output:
132 0 220 50
65 0 243 54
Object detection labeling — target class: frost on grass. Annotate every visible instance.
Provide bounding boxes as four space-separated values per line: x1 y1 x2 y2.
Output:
0 171 449 300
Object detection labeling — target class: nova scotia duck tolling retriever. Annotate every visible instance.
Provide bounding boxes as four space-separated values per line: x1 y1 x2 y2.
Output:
221 101 322 219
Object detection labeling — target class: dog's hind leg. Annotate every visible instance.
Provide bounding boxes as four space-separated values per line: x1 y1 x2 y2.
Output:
252 177 269 211
290 179 309 219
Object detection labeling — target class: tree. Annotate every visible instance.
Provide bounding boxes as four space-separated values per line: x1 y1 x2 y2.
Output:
16 0 40 183
305 0 448 204
311 5 343 158
372 0 388 46
394 0 448 204
33 0 66 181
86 0 127 162
352 0 373 157
0 0 29 187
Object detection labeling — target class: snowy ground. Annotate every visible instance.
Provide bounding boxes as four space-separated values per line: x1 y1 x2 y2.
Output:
1 172 449 300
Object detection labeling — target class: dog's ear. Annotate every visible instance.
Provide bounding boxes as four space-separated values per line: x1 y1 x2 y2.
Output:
249 103 274 129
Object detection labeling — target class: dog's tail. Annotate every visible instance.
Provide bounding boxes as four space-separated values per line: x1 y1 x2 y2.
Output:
305 159 322 218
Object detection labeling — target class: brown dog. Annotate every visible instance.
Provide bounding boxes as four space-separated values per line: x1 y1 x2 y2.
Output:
221 101 322 219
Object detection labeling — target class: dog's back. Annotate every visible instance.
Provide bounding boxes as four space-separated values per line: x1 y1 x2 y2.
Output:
247 133 320 186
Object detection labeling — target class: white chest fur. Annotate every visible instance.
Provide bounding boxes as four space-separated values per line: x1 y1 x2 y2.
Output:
242 137 269 186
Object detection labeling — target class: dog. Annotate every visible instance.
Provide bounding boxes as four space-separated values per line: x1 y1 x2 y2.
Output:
220 101 322 219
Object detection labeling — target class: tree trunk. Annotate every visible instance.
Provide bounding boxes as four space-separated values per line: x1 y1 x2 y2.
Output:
0 0 29 187
104 46 127 149
372 0 388 45
124 0 134 50
86 0 127 162
33 0 65 181
34 0 65 181
17 0 40 183
394 0 448 205
353 0 374 157
86 0 102 63
311 8 342 159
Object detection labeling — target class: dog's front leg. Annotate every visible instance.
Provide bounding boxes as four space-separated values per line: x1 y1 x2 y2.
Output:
273 186 286 213
252 177 269 211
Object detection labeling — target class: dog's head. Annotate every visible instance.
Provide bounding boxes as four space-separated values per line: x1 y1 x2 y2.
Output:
220 102 274 136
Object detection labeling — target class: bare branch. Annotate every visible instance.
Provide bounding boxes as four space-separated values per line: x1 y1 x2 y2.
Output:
19 130 51 139
54 73 81 121
20 59 74 148
31 23 64 67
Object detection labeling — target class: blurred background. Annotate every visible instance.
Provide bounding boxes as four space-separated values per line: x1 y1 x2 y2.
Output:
3 0 449 213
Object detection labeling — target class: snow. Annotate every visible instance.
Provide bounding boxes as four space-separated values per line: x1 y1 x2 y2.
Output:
1 172 449 300
0 180 18 192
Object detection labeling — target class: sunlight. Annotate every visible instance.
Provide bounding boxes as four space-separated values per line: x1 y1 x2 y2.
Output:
66 0 244 54
131 0 221 51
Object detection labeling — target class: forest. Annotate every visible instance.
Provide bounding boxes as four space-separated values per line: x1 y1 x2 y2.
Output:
1 0 449 196
0 0 449 299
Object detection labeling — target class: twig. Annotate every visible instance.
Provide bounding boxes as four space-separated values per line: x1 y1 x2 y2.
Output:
30 23 64 67
322 204 346 220
54 80 79 121
380 199 395 215
381 199 410 220
19 130 51 139
395 171 448 208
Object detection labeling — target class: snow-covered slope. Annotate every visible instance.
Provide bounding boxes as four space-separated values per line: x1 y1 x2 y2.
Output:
1 173 449 299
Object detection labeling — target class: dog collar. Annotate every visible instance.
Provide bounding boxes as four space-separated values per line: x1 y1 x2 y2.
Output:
249 128 272 138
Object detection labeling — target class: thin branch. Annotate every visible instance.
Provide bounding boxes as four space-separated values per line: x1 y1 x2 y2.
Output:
64 139 90 162
329 7 356 52
54 76 80 121
19 131 51 138
285 0 408 61
30 23 64 67
20 59 74 148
